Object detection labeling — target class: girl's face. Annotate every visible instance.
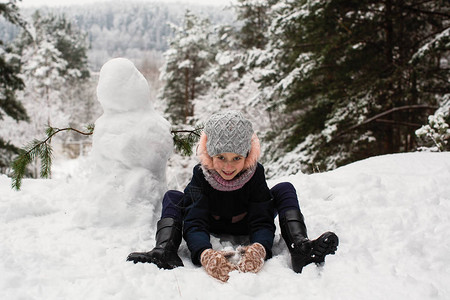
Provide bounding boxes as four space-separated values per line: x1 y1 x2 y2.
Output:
212 152 246 180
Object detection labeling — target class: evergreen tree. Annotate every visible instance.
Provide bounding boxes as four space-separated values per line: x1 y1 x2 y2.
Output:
198 24 244 90
416 95 450 151
234 0 274 50
0 0 28 172
9 11 90 138
1 10 91 177
45 13 90 80
257 0 450 175
13 11 90 81
159 10 216 124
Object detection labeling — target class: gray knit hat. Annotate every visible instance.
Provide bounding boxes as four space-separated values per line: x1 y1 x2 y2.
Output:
204 111 254 157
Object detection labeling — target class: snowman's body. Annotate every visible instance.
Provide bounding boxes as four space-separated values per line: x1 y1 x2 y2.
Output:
89 58 172 224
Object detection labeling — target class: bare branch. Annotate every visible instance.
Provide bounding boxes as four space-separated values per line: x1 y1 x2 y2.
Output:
375 119 424 128
171 129 202 137
330 104 438 142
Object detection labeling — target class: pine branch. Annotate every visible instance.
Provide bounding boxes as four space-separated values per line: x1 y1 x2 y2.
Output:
11 125 94 190
171 126 203 156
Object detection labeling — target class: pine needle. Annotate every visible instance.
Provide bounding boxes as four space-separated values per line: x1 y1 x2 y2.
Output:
10 126 93 190
40 142 53 178
171 125 203 156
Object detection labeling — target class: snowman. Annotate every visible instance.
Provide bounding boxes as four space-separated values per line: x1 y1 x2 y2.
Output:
87 58 173 226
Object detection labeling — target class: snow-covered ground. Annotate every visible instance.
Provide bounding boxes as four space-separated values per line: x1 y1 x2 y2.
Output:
1 151 449 300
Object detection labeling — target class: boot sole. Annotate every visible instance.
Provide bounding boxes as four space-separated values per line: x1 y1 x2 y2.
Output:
311 232 339 264
127 252 183 269
291 254 309 273
127 252 154 264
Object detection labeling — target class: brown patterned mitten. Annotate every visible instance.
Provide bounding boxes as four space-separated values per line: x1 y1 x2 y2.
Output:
237 243 266 273
200 249 237 282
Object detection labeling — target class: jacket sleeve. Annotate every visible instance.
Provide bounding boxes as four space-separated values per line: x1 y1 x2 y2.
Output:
247 164 276 259
182 165 212 265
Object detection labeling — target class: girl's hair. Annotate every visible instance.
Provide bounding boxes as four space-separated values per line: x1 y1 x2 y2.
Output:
197 132 261 170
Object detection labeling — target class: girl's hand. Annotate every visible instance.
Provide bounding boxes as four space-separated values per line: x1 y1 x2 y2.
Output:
237 243 266 273
200 249 237 282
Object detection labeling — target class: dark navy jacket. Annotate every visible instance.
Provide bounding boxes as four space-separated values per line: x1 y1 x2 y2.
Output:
183 163 276 265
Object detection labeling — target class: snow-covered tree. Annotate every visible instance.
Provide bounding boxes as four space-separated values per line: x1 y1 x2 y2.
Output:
21 39 69 125
0 10 91 177
0 0 28 173
13 11 90 134
192 23 271 129
414 25 450 152
416 94 450 152
254 0 450 176
233 0 274 50
159 10 216 125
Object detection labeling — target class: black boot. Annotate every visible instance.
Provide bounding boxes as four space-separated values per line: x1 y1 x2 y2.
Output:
280 209 313 273
280 210 339 273
127 218 184 269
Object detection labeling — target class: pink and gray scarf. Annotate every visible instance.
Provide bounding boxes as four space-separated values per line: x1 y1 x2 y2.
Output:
201 164 257 192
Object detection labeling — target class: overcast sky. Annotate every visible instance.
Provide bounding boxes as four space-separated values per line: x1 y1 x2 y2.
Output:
17 0 235 8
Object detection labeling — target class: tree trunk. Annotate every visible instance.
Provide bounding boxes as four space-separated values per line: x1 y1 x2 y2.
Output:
384 0 395 153
184 68 190 123
190 59 197 118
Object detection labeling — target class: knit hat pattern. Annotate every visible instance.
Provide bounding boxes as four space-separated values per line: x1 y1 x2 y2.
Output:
204 111 254 157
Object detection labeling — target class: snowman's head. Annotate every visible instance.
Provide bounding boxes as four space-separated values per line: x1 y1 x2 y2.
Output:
97 58 152 113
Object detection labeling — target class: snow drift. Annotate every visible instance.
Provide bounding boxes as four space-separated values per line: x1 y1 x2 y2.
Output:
1 152 449 300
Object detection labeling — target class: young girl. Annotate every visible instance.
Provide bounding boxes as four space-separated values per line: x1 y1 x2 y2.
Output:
127 111 338 282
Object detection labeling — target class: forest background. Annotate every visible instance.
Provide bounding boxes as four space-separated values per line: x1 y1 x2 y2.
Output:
0 0 449 185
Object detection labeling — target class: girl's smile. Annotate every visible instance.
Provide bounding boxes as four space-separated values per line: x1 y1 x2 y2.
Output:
212 152 245 180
